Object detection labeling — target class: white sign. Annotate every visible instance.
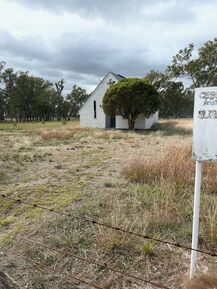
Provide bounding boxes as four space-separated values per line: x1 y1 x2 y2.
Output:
190 86 217 279
192 86 217 161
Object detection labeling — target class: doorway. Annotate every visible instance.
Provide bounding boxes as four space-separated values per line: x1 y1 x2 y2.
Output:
110 116 116 128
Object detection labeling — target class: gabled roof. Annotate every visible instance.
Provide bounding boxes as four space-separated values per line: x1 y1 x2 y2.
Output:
110 72 125 81
78 71 125 114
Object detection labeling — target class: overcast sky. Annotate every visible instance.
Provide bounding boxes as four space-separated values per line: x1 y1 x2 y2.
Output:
0 0 216 93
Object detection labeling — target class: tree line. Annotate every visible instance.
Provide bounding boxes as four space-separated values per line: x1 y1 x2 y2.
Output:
0 63 88 121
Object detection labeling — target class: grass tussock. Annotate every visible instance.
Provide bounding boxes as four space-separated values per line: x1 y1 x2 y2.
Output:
123 144 217 192
37 127 89 140
38 129 75 140
185 272 217 289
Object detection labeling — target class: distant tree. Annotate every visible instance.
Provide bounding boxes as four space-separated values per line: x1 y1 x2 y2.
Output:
103 78 159 130
167 38 217 87
60 100 71 120
66 85 88 117
35 88 57 121
145 70 168 92
145 70 194 117
1 68 18 120
55 79 65 120
160 82 193 118
0 62 6 120
0 63 74 122
55 79 64 97
0 91 5 120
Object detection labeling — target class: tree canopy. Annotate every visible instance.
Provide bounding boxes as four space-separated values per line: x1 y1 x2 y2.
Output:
167 38 217 87
103 78 159 129
0 62 87 122
145 70 193 118
66 85 88 117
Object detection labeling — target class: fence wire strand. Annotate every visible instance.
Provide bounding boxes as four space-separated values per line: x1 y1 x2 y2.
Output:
7 248 106 289
1 194 216 258
10 234 171 289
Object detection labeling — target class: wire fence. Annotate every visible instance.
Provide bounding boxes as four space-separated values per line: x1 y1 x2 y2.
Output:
7 234 172 289
1 194 216 257
8 249 105 289
1 193 216 288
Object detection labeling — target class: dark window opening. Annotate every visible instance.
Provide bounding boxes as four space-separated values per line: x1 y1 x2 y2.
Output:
94 101 96 118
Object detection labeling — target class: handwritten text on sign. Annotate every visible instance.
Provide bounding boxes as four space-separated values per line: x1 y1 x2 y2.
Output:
193 87 217 161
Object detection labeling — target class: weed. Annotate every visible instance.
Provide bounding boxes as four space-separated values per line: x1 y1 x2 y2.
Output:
0 216 13 227
0 234 13 248
141 241 156 256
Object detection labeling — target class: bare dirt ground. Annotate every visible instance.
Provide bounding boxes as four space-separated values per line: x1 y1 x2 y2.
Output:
0 119 216 289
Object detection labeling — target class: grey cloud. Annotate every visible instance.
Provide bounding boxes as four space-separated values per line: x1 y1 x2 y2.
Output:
142 2 195 23
0 32 52 62
52 34 121 75
51 33 163 77
9 0 154 14
9 0 197 24
0 30 167 90
2 0 216 92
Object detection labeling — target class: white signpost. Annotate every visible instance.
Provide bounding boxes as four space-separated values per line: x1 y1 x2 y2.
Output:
191 86 217 278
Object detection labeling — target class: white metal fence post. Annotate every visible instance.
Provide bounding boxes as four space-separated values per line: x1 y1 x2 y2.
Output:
190 160 202 278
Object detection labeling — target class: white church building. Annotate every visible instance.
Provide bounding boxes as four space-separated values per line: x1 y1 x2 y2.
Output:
79 72 159 129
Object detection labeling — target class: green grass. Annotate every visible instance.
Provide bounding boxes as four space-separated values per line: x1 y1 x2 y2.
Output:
0 216 14 227
0 120 79 131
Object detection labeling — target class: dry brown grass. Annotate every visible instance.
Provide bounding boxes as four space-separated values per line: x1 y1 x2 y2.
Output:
38 129 75 140
123 143 217 192
1 119 216 289
37 127 89 140
185 271 217 289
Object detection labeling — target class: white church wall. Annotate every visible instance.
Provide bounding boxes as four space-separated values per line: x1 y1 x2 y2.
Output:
80 72 118 128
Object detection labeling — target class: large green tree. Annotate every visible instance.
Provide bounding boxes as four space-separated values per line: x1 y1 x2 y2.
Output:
145 70 194 117
0 63 61 121
167 38 217 87
103 78 159 130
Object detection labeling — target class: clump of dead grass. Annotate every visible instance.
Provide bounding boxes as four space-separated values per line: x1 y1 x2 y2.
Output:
37 129 75 140
37 127 89 140
123 143 217 192
185 271 217 289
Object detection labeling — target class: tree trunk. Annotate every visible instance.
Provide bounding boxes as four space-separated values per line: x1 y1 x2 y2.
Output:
128 118 135 130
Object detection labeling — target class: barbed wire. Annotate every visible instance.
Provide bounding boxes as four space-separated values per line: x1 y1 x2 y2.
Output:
9 234 172 289
1 194 216 258
7 248 105 289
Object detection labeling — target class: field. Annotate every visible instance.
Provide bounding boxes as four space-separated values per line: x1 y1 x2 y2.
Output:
0 119 216 289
